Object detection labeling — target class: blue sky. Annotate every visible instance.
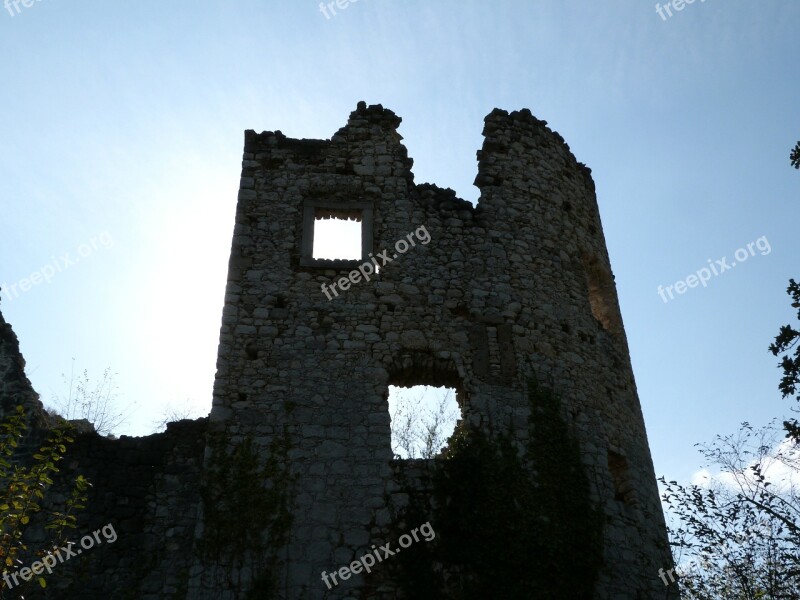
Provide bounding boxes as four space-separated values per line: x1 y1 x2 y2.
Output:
0 1 797 486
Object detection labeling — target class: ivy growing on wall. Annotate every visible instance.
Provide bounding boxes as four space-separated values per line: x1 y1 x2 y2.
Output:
371 379 604 599
199 429 294 599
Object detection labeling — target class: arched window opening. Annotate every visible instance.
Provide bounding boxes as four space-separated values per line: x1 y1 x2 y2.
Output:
388 384 461 459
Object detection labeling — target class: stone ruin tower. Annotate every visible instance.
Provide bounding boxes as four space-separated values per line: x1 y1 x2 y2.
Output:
187 102 674 599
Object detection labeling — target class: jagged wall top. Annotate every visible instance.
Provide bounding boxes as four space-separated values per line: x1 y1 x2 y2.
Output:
0 306 43 420
476 107 596 196
241 102 596 212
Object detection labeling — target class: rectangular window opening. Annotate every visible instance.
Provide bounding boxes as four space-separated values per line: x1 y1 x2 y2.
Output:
312 209 362 261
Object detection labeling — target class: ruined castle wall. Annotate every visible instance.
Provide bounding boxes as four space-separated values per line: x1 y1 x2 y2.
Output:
0 305 206 600
194 103 673 598
1 102 674 599
27 419 208 600
0 308 45 422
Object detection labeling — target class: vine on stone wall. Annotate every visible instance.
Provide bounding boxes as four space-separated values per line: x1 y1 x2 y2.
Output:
371 379 604 599
199 429 294 599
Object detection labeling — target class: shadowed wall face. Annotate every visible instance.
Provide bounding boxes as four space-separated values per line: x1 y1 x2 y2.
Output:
0 309 208 600
0 103 674 599
195 102 674 599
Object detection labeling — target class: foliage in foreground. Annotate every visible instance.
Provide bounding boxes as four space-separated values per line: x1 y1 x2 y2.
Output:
0 406 90 598
770 279 800 439
661 419 800 599
658 278 800 599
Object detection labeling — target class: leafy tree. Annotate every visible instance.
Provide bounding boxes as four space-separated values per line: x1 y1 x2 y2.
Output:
791 142 800 170
657 280 800 598
769 279 800 439
0 406 90 598
660 420 800 599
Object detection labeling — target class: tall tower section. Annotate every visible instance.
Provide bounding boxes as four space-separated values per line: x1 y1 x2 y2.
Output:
191 102 673 599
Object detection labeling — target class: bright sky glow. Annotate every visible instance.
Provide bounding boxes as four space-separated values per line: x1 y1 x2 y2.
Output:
0 1 798 488
313 218 362 260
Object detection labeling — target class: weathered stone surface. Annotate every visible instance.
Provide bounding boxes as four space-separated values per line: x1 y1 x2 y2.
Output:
191 103 674 598
0 102 675 599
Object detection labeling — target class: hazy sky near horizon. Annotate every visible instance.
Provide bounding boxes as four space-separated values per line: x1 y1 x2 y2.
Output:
0 1 798 486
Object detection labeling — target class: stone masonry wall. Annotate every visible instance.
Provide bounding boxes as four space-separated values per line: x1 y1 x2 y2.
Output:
189 102 675 599
1 103 676 599
0 305 207 600
0 308 45 423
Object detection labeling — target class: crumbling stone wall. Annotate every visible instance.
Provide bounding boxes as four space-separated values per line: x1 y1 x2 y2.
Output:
1 103 676 599
0 310 44 422
33 418 207 600
190 102 675 598
0 308 207 600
